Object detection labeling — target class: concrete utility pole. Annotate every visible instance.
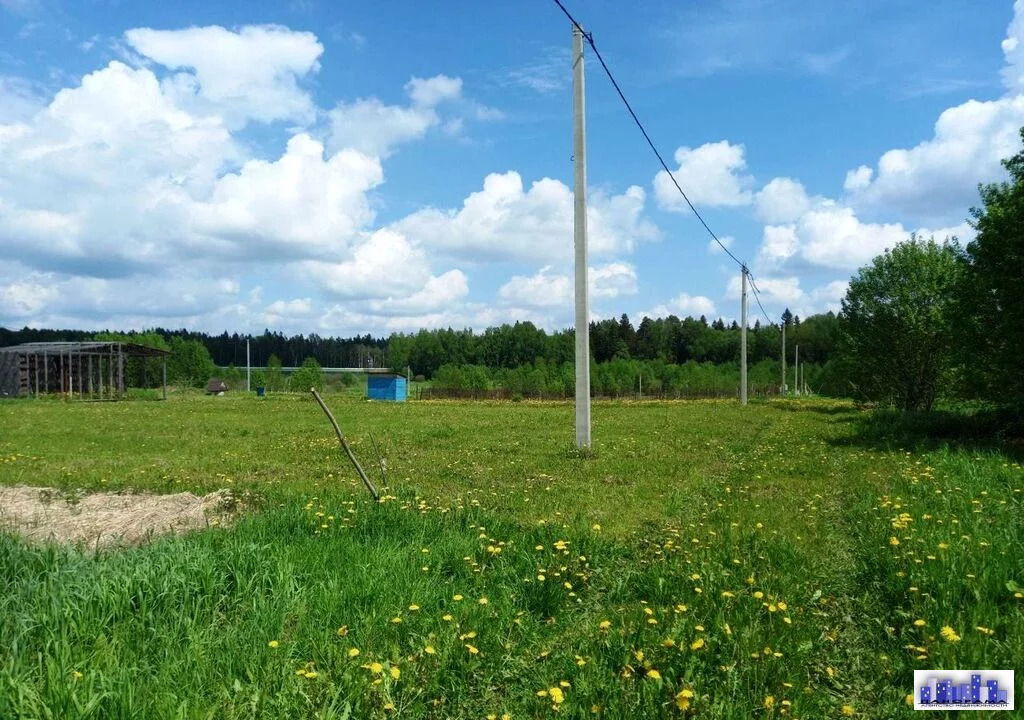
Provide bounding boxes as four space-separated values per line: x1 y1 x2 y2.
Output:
781 321 786 395
740 266 748 406
246 337 251 392
794 344 799 396
572 22 591 449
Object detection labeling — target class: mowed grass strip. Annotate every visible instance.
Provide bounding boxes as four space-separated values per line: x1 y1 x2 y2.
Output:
0 396 1021 718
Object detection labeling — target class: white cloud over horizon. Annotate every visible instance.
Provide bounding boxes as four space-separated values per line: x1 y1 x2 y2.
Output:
3 3 1024 338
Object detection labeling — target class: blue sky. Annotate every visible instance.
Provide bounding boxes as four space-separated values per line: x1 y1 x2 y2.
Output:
1 0 1022 335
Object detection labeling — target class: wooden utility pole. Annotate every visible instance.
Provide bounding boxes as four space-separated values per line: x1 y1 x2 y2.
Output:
781 322 786 395
740 266 748 405
572 22 591 449
794 344 799 396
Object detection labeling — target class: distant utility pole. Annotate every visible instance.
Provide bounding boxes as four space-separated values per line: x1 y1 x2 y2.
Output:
794 344 799 396
781 321 786 395
572 22 591 449
740 266 748 406
246 337 251 392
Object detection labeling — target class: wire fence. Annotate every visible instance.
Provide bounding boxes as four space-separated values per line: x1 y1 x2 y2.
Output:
416 385 781 401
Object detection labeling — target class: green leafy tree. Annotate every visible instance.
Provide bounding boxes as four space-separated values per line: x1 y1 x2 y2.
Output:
265 354 285 391
840 236 964 411
289 357 325 392
167 336 216 388
961 128 1024 406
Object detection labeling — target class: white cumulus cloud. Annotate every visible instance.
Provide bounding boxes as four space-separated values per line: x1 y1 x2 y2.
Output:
395 172 657 263
654 140 754 209
125 24 323 127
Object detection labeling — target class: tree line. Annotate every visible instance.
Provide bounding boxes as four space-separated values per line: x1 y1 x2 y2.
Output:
835 129 1024 412
1 312 838 391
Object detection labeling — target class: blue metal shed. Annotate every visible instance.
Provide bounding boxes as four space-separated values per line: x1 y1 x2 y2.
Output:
367 373 407 402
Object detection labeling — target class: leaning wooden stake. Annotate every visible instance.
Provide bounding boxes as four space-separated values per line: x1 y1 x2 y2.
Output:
311 388 380 501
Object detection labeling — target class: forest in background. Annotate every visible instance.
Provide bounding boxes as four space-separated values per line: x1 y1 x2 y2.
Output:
0 309 837 397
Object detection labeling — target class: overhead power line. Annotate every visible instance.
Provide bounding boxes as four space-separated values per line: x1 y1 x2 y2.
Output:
746 275 776 326
551 0 745 268
552 0 779 329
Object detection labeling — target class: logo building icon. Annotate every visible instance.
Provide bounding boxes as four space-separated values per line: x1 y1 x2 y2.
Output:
914 670 1014 711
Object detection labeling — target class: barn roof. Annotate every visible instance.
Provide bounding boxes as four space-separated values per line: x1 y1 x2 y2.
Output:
0 341 171 357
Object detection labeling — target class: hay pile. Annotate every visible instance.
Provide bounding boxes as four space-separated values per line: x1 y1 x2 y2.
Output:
0 485 232 549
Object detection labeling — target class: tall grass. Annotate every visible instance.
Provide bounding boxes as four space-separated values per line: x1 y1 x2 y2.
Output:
0 396 1020 718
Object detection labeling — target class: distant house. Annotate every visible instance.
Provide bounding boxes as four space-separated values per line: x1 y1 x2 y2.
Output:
205 379 229 395
367 373 407 402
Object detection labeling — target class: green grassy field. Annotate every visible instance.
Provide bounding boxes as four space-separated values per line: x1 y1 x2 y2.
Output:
0 394 1021 719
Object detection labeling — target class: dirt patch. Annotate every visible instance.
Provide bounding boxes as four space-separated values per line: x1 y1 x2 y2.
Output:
0 485 235 549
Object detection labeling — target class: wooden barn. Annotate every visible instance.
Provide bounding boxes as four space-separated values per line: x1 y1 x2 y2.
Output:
0 341 170 400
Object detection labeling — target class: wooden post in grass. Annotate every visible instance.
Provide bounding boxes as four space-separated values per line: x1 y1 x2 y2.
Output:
310 388 380 502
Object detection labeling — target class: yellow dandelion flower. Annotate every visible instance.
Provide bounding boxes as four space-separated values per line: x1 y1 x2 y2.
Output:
661 637 676 647
408 604 420 611
465 643 479 654
268 640 279 648
690 638 705 651
646 669 662 680
783 616 792 625
675 688 694 710
390 666 400 680
905 694 914 705
348 648 360 658
753 591 764 599
383 702 395 711
764 695 775 709
940 626 961 642
913 619 926 627
336 625 348 637
841 705 855 716
633 649 644 661
537 574 546 582
721 590 735 598
549 687 565 704
453 594 464 601
391 617 402 624
442 614 454 622
368 662 383 674
598 619 611 630
424 645 436 654
576 655 586 666
647 617 658 625
72 670 83 680
537 689 549 697
777 601 787 611
478 597 489 605
889 536 900 546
